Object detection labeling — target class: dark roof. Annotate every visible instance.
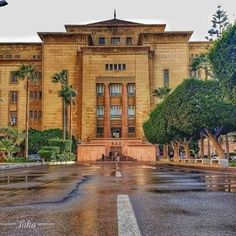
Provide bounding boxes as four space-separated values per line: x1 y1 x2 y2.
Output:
86 18 142 26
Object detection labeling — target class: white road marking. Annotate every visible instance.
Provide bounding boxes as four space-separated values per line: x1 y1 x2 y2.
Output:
116 170 122 177
117 195 141 236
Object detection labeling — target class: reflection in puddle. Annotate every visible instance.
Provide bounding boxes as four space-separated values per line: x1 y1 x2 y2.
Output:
135 166 236 193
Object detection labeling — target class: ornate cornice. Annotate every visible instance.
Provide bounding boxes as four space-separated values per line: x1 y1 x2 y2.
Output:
37 32 89 44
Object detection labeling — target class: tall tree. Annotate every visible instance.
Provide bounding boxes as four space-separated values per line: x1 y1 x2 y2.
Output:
59 84 77 139
52 70 77 140
206 5 229 41
15 64 40 157
144 79 236 159
208 23 236 104
52 70 68 140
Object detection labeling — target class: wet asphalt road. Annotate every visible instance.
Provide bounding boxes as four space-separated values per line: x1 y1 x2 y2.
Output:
0 163 235 236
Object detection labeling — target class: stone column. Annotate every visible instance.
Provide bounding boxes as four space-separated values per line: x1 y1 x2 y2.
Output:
104 83 111 138
122 83 128 138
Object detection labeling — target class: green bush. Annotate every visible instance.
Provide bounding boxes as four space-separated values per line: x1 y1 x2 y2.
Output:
55 152 76 162
48 139 72 153
38 150 55 161
40 146 60 154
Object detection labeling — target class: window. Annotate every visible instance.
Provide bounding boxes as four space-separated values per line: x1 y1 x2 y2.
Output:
128 106 135 117
127 84 135 96
97 106 104 118
10 72 18 83
96 84 104 96
30 111 42 120
9 112 17 126
97 127 104 137
110 105 122 117
105 64 126 71
111 37 120 45
99 37 105 45
128 127 135 133
10 91 18 103
30 91 42 100
163 69 169 87
110 84 122 96
126 37 132 45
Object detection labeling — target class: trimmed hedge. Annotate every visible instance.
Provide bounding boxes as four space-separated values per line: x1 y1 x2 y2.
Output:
38 150 55 161
48 139 72 153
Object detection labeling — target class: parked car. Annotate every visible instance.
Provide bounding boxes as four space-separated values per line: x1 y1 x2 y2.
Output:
28 154 43 162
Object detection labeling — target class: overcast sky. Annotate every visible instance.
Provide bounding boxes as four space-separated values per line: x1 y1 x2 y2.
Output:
0 0 235 42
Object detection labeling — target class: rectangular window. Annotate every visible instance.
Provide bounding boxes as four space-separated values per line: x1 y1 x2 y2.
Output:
10 71 18 83
110 84 122 96
128 106 135 117
128 127 135 133
30 111 34 119
99 37 105 45
114 64 118 70
190 70 197 77
122 64 126 70
127 84 135 96
10 91 18 103
110 64 113 70
110 105 122 117
126 37 132 45
118 64 122 70
97 106 104 118
163 69 169 87
38 91 42 99
111 37 120 45
105 64 109 70
96 84 104 96
9 111 17 126
96 127 104 137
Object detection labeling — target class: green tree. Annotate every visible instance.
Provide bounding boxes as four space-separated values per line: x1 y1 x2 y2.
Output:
208 23 236 104
206 5 229 41
59 84 77 139
152 86 171 100
52 70 77 139
15 64 41 157
52 70 68 140
191 53 212 80
144 79 236 159
0 128 24 158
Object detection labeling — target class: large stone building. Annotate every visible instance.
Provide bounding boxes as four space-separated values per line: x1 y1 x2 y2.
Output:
0 15 210 162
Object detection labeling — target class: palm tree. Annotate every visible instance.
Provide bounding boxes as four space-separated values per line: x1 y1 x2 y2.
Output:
59 84 77 139
15 64 40 157
52 70 68 140
0 128 24 158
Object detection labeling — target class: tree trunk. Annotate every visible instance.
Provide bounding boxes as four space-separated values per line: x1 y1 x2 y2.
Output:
207 137 211 159
25 80 29 157
163 144 168 159
225 134 229 160
183 144 191 159
63 99 66 140
200 136 204 158
70 100 72 140
206 129 225 159
171 142 179 161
